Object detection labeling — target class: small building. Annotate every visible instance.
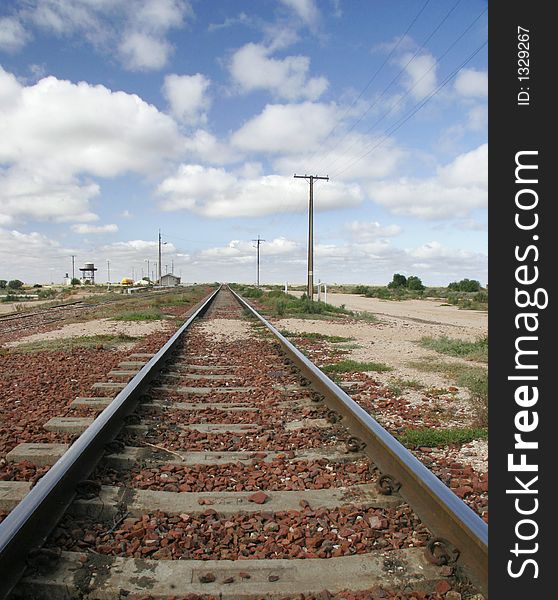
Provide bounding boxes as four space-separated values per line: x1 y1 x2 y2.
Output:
159 273 181 287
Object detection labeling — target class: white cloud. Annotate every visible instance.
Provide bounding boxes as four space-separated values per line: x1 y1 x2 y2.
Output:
0 16 30 52
368 144 487 220
274 131 404 180
345 220 402 241
157 164 363 218
184 235 486 286
398 51 437 99
131 0 191 33
232 102 337 154
119 32 171 71
0 66 184 225
454 68 488 98
438 143 487 189
197 237 300 265
14 0 191 71
163 73 211 125
229 42 328 100
72 223 118 234
183 129 239 164
0 228 74 283
279 0 320 27
0 167 100 225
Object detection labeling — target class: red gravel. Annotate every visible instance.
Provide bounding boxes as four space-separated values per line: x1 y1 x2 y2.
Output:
49 504 429 560
128 424 343 452
415 449 488 522
94 458 375 492
0 348 126 457
0 460 49 484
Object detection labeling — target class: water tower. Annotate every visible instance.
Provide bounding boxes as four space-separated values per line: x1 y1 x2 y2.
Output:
79 261 97 284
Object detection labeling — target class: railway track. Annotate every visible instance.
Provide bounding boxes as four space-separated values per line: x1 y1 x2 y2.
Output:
0 286 487 599
0 289 180 336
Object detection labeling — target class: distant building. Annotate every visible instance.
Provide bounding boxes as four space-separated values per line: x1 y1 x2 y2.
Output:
159 273 181 287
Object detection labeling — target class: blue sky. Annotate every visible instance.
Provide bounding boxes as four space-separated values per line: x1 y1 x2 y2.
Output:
0 0 487 286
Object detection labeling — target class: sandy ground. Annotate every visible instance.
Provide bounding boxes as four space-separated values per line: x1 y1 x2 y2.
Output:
196 318 253 342
276 296 488 471
278 295 487 413
5 317 169 347
0 299 60 315
292 291 487 332
276 306 486 392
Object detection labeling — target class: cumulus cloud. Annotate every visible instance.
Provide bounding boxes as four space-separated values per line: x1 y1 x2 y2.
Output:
118 32 171 71
0 167 100 226
72 223 118 234
232 102 337 154
183 130 240 164
157 164 363 218
10 0 191 70
369 144 487 220
345 220 402 241
184 235 486 286
0 16 30 52
0 65 184 225
454 68 488 98
278 0 320 27
274 132 404 180
163 73 211 125
0 228 74 283
398 51 437 99
229 42 328 100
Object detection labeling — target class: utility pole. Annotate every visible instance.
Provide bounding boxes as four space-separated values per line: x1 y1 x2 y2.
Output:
252 235 266 287
294 174 329 300
171 259 174 274
107 260 110 284
71 255 76 281
158 229 162 285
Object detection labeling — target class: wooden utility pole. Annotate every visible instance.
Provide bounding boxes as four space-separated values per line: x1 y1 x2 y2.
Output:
294 174 329 300
252 236 265 287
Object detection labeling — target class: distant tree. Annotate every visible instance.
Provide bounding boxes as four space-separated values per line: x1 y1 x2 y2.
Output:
32 284 43 288
407 275 425 291
387 273 407 289
7 280 23 290
448 279 481 292
0 280 6 289
71 278 81 286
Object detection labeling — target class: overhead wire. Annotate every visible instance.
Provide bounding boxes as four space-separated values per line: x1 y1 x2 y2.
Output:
324 5 487 173
329 39 488 179
305 0 432 170
315 0 463 172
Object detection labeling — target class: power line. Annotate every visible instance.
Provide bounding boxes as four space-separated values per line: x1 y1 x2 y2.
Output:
324 5 487 173
305 0 432 170
330 39 488 179
318 0 463 171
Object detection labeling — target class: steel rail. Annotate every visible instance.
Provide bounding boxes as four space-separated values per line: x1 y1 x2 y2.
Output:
0 286 220 599
229 286 488 596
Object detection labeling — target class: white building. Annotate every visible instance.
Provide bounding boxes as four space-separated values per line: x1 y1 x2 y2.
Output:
159 273 181 287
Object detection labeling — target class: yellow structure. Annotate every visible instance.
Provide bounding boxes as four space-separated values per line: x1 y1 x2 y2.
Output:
120 278 134 286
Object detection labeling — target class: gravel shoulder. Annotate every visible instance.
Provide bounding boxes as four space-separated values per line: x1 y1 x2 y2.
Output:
5 318 169 348
274 297 488 480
